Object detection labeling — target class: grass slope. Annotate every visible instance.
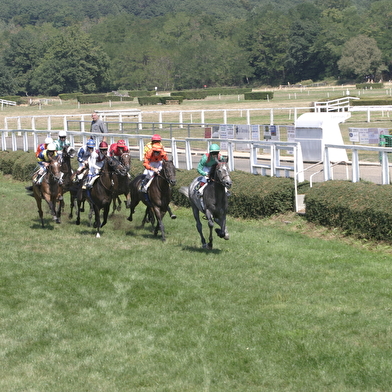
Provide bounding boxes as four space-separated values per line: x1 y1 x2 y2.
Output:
1 174 392 391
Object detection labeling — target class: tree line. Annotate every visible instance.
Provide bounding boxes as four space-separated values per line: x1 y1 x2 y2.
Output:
0 0 390 96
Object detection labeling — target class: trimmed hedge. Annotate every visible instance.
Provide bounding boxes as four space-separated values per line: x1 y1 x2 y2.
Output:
244 92 274 100
58 93 81 100
170 91 207 100
0 96 23 104
352 98 392 106
305 181 392 242
356 83 384 89
137 96 184 105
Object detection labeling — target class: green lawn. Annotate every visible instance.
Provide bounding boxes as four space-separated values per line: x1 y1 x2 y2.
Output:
1 174 392 391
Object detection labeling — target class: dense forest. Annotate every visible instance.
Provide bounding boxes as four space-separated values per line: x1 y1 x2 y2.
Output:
0 0 390 95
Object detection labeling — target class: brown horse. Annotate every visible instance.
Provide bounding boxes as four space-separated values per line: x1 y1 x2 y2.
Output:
129 160 177 241
179 161 232 249
86 156 127 237
58 146 76 217
29 156 64 227
111 152 131 214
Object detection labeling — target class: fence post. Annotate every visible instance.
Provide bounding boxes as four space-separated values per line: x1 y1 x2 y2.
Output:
352 148 360 182
270 109 274 125
381 151 390 185
179 112 183 128
185 140 192 170
159 112 163 129
171 138 178 168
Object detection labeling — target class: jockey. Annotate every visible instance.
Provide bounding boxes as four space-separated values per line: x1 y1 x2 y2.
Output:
140 145 168 192
54 130 71 153
143 134 164 157
109 139 129 157
34 142 58 184
83 141 109 189
196 143 223 196
73 138 95 182
35 136 53 157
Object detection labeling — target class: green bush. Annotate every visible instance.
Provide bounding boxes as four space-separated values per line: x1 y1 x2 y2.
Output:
128 90 155 98
58 93 81 100
356 83 384 89
0 96 23 105
77 94 108 104
305 181 392 242
170 91 207 100
160 96 184 104
244 92 274 100
137 96 163 106
352 98 392 106
0 151 37 181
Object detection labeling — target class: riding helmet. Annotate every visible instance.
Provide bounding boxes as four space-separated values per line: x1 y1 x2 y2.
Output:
117 139 126 147
151 134 161 141
59 130 67 138
44 137 53 144
47 143 57 151
99 141 108 148
87 139 95 148
209 144 220 152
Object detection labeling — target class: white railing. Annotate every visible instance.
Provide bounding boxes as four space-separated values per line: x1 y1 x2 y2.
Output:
324 144 392 185
1 99 16 108
4 107 315 130
314 96 360 112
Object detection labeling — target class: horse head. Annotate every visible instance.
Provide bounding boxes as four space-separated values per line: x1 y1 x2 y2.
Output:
213 161 232 189
161 160 177 187
108 156 128 177
48 156 63 184
62 146 76 158
120 152 131 172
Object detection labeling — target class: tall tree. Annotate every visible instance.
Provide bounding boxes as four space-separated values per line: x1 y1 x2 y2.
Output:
337 35 384 80
28 26 110 95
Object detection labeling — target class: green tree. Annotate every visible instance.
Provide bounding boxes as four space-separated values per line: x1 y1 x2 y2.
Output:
337 35 384 80
28 26 110 95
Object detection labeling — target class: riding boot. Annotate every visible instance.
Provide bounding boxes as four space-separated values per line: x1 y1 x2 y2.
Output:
140 177 149 193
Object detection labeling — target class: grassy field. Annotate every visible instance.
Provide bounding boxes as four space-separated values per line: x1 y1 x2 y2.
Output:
2 173 392 391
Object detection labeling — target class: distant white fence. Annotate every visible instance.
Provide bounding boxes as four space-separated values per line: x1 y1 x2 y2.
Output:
1 99 16 108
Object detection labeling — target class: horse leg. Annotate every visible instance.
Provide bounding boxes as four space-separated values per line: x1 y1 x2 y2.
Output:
101 204 110 228
192 206 207 248
168 205 176 220
215 216 229 240
152 207 166 241
128 196 140 222
205 210 215 249
92 204 101 236
34 192 45 228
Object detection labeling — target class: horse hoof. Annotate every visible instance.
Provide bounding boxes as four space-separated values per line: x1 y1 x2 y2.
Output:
96 233 100 238
127 216 133 222
224 234 230 240
80 208 85 212
171 214 177 219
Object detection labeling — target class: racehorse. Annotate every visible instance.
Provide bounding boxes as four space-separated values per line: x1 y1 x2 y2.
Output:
29 155 64 227
58 146 76 217
179 161 232 249
86 156 127 237
128 160 176 241
111 152 131 214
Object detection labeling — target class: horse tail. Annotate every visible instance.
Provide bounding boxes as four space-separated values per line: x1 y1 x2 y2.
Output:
179 186 189 198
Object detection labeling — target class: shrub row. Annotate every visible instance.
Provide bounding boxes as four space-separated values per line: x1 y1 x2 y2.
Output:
128 90 155 98
0 96 24 104
137 96 184 106
244 92 274 100
352 98 392 106
305 180 392 242
356 83 384 89
170 91 207 100
58 93 81 100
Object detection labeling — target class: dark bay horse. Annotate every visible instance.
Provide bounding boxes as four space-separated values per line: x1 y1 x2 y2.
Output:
58 146 76 217
86 156 127 237
111 152 131 214
29 156 64 227
129 160 177 241
180 161 232 249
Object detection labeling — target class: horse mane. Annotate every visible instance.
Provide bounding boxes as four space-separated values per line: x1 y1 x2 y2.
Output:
208 161 219 179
